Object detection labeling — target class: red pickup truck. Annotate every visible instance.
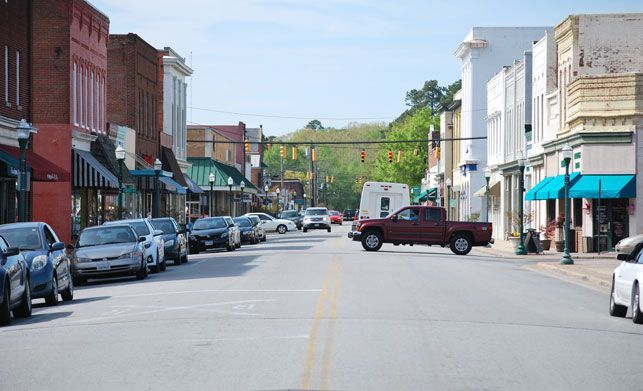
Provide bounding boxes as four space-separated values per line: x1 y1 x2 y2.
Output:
348 205 493 255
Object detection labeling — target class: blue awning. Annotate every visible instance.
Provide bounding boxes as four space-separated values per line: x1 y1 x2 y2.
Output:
160 176 187 195
525 172 581 200
183 174 204 194
569 174 635 199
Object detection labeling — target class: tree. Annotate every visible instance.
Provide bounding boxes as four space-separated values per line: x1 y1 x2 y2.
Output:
439 79 462 109
404 80 445 114
305 119 324 130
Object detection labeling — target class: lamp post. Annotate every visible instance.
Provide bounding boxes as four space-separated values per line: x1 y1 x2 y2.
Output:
115 145 125 220
152 158 162 218
515 154 527 255
484 167 491 223
264 185 270 211
16 119 32 222
445 178 451 221
240 181 245 215
276 188 281 215
227 176 233 216
303 192 307 209
560 143 574 265
208 172 215 216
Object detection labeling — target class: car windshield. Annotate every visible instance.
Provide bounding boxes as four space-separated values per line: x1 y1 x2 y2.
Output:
329 211 339 216
0 227 42 250
306 209 328 216
150 220 175 234
281 211 296 218
78 226 136 247
246 216 260 226
233 218 252 227
193 218 227 230
343 210 354 215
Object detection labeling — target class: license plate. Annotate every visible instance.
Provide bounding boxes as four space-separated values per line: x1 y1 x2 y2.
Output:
96 262 111 271
205 240 214 246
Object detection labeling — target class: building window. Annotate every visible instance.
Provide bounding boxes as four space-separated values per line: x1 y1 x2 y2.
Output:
79 67 84 127
90 71 94 131
3 46 8 104
15 50 20 107
73 63 77 125
84 68 88 128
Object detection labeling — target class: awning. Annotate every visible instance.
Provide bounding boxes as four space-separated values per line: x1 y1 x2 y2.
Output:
160 176 187 195
0 145 70 182
187 157 258 193
160 146 188 187
413 187 437 203
569 174 636 199
183 174 204 194
525 172 581 200
91 135 135 185
0 148 20 177
473 180 500 197
72 149 119 188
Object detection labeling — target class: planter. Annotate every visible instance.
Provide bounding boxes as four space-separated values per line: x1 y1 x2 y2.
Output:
541 239 551 251
555 240 565 252
507 236 520 249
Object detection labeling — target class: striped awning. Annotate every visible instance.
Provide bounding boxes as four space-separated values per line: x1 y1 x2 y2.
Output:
72 149 119 189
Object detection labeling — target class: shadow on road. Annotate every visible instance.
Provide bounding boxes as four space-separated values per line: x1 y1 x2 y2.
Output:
236 245 313 252
10 311 73 327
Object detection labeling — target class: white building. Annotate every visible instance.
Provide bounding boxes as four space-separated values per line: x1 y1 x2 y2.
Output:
160 47 193 173
455 27 550 221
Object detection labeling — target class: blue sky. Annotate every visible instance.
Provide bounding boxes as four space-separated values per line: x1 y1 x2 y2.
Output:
93 0 642 136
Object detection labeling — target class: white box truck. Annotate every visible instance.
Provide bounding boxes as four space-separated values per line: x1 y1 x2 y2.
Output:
357 182 410 220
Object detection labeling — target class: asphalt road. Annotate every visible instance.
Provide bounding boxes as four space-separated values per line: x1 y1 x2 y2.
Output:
1 225 641 391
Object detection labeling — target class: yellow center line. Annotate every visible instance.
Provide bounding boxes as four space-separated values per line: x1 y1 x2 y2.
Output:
320 260 341 390
301 259 334 389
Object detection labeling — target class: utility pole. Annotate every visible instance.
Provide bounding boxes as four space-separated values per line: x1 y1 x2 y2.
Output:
310 144 315 207
280 152 284 211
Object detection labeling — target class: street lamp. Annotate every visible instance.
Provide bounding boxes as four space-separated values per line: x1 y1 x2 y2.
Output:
445 178 452 221
208 172 215 216
560 143 574 265
153 158 162 218
515 153 527 255
227 176 233 216
115 145 126 220
484 167 491 223
16 119 32 222
240 181 245 215
303 192 307 209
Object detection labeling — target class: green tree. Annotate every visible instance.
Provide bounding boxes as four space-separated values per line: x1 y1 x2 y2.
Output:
439 79 462 109
304 119 324 130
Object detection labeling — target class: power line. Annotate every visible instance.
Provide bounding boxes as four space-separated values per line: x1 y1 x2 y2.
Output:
186 136 486 145
188 107 394 121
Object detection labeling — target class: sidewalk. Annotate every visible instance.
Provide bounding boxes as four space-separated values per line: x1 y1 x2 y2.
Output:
472 240 619 290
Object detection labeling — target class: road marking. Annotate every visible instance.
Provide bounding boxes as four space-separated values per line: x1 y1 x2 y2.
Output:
300 259 334 389
114 288 322 299
320 260 341 390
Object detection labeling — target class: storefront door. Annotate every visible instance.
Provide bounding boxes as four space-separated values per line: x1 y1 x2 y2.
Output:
594 198 629 252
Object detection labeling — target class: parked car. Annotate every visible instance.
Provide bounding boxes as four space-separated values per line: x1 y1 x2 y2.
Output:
245 212 296 234
105 219 166 273
610 248 643 324
224 216 241 249
189 217 236 253
245 215 266 242
150 217 189 266
70 225 148 284
0 236 31 326
233 217 259 244
0 223 73 305
329 210 343 225
615 234 643 261
348 206 494 255
279 210 303 230
343 209 356 222
303 207 332 232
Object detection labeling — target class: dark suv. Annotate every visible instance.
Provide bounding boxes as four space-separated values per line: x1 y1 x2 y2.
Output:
279 210 302 230
343 209 356 222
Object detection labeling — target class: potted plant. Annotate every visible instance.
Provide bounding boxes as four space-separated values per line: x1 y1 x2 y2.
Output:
540 219 556 251
554 215 565 252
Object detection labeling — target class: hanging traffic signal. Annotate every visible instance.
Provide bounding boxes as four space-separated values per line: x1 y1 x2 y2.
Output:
360 149 366 163
397 150 402 163
326 175 329 183
387 150 393 163
435 147 441 159
311 148 317 162
245 139 251 153
292 146 298 160
280 145 285 158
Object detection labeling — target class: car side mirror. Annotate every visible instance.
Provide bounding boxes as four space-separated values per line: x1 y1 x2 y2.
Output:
390 215 398 222
153 230 163 236
617 253 628 261
3 247 19 257
50 242 65 252
138 236 146 243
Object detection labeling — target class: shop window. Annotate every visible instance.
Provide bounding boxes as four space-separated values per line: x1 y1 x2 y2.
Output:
546 199 556 224
573 198 582 227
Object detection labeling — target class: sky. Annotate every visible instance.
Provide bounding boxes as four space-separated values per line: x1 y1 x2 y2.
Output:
92 0 642 136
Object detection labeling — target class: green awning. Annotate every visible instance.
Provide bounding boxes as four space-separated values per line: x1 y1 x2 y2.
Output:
187 158 257 192
525 172 581 200
413 187 437 203
569 174 635 199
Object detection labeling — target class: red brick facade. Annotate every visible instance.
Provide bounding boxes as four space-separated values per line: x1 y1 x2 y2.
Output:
107 34 160 164
0 0 30 121
30 0 109 244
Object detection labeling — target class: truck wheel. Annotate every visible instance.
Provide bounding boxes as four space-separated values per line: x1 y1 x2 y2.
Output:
450 234 472 255
361 231 383 252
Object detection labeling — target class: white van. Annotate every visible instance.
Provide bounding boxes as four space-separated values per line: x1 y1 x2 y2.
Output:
358 182 410 220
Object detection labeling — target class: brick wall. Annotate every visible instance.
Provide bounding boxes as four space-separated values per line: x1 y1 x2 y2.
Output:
187 128 205 157
0 0 30 121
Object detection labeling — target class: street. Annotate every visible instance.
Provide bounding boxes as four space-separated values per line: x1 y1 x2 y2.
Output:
1 226 641 391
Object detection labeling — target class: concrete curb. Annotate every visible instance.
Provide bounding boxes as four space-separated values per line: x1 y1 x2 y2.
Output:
532 262 612 289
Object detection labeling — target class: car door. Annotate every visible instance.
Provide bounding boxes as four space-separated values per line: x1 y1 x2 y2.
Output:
387 207 422 242
259 214 276 231
616 258 638 302
421 208 446 244
43 225 66 284
0 237 24 305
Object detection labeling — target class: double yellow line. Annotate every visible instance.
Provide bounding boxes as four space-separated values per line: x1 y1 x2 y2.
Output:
301 255 342 390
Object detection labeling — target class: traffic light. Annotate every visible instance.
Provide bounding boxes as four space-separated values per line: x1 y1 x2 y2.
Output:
360 149 366 163
326 175 329 183
280 145 285 158
292 146 298 160
387 150 393 163
435 147 441 159
397 150 402 163
311 148 317 162
245 139 251 153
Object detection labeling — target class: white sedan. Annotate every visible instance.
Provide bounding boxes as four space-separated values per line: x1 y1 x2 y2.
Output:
610 248 643 324
244 212 296 234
